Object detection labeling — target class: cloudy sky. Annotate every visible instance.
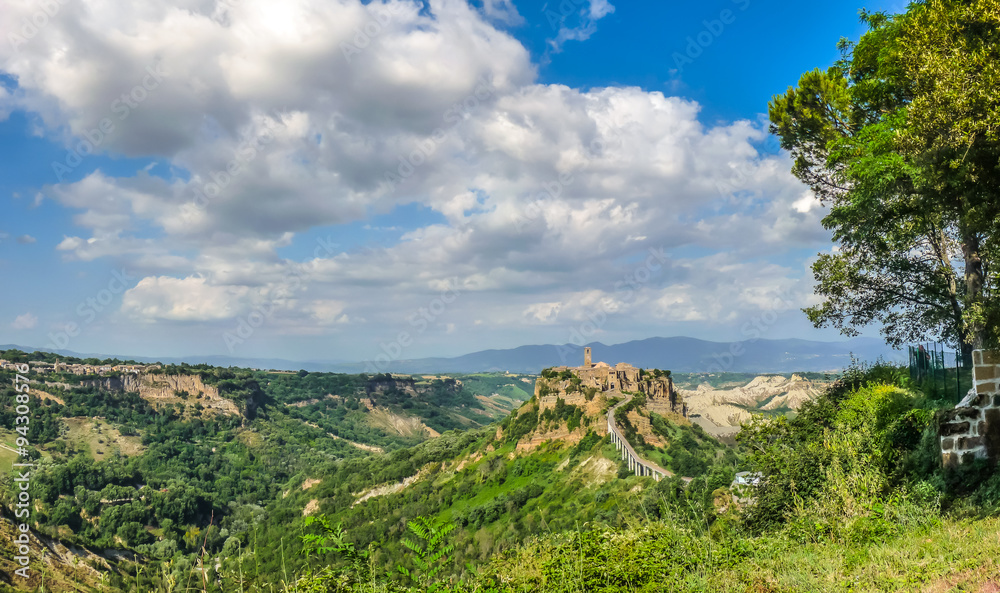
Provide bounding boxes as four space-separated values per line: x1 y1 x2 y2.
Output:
0 0 905 363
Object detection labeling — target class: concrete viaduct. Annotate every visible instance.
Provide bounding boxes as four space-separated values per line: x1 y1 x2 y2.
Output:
606 393 685 482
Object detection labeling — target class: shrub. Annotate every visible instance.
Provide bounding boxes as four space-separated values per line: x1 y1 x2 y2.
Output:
740 359 937 537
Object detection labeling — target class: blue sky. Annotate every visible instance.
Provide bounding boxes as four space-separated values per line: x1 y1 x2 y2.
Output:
0 0 906 364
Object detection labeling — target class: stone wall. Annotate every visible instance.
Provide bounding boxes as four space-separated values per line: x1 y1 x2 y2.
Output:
939 350 1000 467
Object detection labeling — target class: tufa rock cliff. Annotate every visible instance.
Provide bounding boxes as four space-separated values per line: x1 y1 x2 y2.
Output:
83 373 264 420
509 352 686 452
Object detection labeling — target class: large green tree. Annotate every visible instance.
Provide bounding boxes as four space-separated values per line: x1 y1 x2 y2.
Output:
770 1 1000 359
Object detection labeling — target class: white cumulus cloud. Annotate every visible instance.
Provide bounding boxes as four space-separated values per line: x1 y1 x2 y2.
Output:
12 313 38 330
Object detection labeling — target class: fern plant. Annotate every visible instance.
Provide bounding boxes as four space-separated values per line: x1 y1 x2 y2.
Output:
293 515 385 592
397 516 456 590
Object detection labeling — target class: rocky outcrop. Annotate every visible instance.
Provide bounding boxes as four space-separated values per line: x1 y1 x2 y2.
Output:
536 365 684 418
365 376 421 397
682 374 829 435
626 409 667 448
83 373 263 420
515 359 686 452
85 373 145 393
516 421 591 452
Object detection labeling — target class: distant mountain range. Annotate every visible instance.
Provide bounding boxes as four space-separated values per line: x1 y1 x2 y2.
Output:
0 344 342 373
328 336 902 374
0 336 902 374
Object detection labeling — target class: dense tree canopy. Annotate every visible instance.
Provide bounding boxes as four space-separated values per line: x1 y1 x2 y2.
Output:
770 0 1000 357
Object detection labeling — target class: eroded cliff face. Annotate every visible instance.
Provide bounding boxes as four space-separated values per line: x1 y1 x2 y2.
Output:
84 374 263 419
365 376 420 397
516 422 590 452
515 391 609 452
534 369 685 417
682 373 829 436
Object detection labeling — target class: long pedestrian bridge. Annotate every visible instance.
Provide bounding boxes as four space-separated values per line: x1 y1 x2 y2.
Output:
606 393 688 482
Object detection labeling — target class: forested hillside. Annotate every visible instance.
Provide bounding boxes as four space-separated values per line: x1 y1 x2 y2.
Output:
0 349 741 591
5 350 1000 592
0 352 534 590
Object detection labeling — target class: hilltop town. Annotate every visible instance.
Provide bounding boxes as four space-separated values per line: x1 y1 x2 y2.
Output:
506 347 692 458
0 358 160 376
539 347 685 417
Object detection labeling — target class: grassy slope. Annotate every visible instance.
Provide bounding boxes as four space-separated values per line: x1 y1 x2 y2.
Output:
480 516 1000 592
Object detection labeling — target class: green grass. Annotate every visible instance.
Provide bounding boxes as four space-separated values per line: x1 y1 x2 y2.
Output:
476 515 1000 592
0 445 17 474
0 428 43 473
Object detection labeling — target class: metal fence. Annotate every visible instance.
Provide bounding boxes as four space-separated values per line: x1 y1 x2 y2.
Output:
907 342 972 403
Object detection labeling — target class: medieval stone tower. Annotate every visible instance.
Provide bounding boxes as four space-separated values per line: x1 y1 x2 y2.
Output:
584 347 592 368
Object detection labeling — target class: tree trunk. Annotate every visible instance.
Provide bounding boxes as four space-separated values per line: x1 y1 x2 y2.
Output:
963 232 986 350
961 340 974 369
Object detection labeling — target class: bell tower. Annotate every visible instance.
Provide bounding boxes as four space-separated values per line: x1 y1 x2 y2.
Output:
584 347 592 368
